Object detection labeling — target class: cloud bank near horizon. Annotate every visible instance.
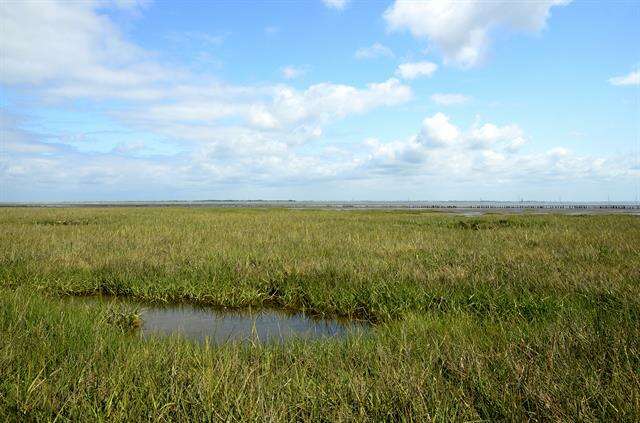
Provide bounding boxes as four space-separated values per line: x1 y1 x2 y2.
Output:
0 0 637 201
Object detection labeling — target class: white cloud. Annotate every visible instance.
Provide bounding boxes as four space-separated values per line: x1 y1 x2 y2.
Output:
547 147 570 158
322 0 349 10
144 103 240 123
395 61 438 79
469 121 526 151
279 78 412 123
366 112 528 165
609 70 640 86
384 0 571 68
102 77 412 151
0 0 412 147
2 0 634 201
0 117 359 198
0 1 173 86
0 1 419 201
355 43 394 60
281 65 307 80
431 93 471 106
2 107 636 200
420 113 460 146
248 106 280 129
362 112 633 184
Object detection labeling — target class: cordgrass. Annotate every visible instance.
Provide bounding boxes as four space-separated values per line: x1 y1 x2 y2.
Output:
1 207 639 420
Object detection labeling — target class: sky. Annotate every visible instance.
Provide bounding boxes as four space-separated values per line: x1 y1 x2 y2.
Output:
1 0 639 202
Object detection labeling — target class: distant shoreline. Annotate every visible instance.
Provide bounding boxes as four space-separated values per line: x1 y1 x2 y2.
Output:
1 200 639 213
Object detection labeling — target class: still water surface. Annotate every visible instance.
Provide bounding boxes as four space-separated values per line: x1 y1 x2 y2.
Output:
73 296 367 344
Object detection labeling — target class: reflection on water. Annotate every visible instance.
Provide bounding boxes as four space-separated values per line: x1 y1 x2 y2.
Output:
72 296 367 344
456 211 485 217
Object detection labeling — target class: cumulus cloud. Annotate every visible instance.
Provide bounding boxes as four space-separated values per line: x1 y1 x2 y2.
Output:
363 112 528 175
420 113 460 146
609 70 640 86
355 43 394 60
431 93 471 106
362 112 633 184
322 0 349 10
469 121 526 151
395 61 438 79
384 0 571 68
413 113 525 151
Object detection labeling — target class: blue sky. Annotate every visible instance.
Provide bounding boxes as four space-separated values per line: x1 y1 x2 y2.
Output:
1 0 638 202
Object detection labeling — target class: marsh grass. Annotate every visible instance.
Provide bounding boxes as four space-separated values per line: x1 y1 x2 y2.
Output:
104 304 142 331
1 207 639 420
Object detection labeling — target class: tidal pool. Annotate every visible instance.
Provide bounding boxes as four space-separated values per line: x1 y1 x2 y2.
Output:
72 296 367 344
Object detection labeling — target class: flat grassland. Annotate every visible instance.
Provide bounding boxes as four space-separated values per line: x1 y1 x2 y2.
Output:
1 207 639 421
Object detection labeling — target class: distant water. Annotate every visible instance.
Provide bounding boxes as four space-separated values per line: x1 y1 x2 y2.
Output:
4 200 639 212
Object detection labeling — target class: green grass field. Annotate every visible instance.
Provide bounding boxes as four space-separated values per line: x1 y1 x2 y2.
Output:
1 207 639 421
